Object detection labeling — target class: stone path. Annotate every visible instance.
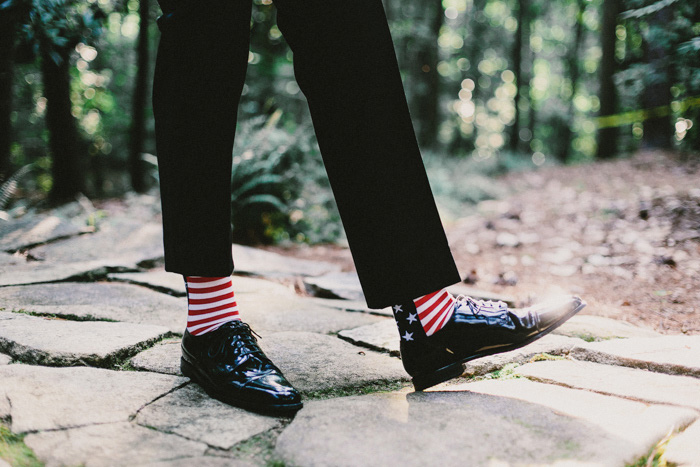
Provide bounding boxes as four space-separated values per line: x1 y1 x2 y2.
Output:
0 203 698 466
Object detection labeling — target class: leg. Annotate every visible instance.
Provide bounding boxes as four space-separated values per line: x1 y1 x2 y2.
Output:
274 0 585 392
153 0 302 414
153 0 251 276
273 0 461 308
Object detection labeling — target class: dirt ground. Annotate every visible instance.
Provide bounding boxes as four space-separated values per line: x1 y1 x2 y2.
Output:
267 150 700 335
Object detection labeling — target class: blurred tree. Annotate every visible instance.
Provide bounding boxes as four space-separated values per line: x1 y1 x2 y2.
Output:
23 0 107 201
128 0 150 193
557 0 586 160
507 0 525 152
641 4 672 148
0 0 28 180
597 0 620 158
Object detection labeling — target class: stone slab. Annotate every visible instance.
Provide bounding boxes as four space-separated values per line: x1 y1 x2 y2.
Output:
0 215 89 252
24 422 208 467
303 272 364 301
516 359 700 411
338 319 582 372
0 259 130 287
0 282 185 333
232 244 341 278
130 340 182 375
130 332 408 394
571 335 700 377
338 319 400 356
461 334 584 376
665 419 700 467
0 311 168 367
552 314 660 341
148 457 255 467
276 383 694 467
28 218 164 268
306 297 392 317
136 384 280 449
0 364 187 433
0 352 10 365
109 271 294 298
236 294 383 335
259 331 407 393
445 379 697 465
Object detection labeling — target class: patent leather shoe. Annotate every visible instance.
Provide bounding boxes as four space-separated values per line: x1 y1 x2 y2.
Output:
397 295 586 391
181 320 303 414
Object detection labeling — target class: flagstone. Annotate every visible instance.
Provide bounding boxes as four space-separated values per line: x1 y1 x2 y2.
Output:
24 422 207 467
303 272 364 301
275 382 694 467
235 294 384 334
108 271 294 298
0 282 185 333
516 359 700 411
0 364 187 433
259 331 408 393
446 378 697 462
570 335 700 377
0 214 89 252
0 311 168 367
28 219 164 269
232 244 340 278
552 314 660 340
0 259 128 287
337 319 581 372
135 384 281 449
665 420 700 467
130 332 408 393
0 352 10 365
338 319 400 356
461 334 584 376
130 340 182 375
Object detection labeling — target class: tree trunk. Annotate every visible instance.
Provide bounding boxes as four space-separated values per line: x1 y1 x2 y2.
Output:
40 45 84 202
129 0 150 193
414 0 443 148
642 7 672 149
0 3 20 181
557 0 585 160
596 0 620 159
507 0 525 153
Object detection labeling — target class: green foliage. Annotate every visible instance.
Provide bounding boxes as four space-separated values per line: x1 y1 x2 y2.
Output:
229 110 342 245
0 422 42 467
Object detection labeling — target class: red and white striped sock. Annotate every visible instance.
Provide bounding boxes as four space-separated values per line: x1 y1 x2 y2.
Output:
185 276 241 336
413 288 456 336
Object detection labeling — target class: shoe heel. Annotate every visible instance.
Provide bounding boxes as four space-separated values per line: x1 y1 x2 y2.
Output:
180 356 197 381
412 362 465 391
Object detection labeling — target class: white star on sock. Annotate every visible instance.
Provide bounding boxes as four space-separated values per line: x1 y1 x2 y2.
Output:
402 331 413 341
407 312 417 324
393 305 403 313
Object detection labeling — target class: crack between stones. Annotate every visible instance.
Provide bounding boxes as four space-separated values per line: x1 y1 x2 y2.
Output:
5 230 94 255
521 375 700 414
129 380 191 422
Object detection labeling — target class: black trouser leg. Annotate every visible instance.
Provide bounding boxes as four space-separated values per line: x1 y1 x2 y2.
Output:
153 0 252 276
272 0 460 307
153 0 461 308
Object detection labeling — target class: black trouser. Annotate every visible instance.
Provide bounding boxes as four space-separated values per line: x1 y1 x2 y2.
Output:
152 0 461 308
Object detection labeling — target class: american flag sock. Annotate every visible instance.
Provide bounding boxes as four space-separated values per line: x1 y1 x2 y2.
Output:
185 276 241 336
393 288 456 340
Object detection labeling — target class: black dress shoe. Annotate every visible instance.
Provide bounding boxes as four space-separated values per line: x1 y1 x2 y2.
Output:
396 295 586 391
181 320 303 414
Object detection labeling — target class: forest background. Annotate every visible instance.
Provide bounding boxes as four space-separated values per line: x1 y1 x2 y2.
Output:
0 0 698 245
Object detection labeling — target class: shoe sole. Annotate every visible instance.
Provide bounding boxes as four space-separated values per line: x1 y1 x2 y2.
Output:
180 356 304 415
411 298 587 391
